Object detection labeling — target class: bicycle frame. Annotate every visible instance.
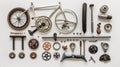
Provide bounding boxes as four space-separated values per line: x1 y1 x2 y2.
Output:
23 2 67 21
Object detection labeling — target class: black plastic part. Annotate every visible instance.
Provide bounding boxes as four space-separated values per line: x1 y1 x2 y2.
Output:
89 45 98 54
53 33 57 41
82 3 87 33
28 24 43 36
99 54 111 62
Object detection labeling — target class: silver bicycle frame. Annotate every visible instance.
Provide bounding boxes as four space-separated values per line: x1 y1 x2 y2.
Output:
23 2 67 21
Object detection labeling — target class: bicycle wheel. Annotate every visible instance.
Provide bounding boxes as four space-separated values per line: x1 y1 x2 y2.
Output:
8 7 30 30
55 9 78 34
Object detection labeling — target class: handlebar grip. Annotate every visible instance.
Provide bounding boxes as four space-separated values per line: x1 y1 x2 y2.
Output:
82 3 87 34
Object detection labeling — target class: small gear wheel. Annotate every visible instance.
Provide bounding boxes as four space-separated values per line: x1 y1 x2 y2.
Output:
42 51 51 61
53 52 60 59
43 42 51 50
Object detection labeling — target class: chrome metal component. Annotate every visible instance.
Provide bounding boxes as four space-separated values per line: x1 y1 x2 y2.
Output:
104 24 112 32
100 5 109 14
53 42 61 51
35 16 52 33
42 51 51 61
90 4 94 34
101 42 109 53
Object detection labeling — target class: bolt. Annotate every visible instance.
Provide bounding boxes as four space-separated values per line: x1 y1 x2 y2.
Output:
90 4 94 34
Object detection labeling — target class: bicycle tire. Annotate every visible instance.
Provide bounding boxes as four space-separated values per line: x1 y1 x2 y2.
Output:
7 7 30 30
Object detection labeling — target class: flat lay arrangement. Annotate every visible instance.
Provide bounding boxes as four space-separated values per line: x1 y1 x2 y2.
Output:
5 0 113 64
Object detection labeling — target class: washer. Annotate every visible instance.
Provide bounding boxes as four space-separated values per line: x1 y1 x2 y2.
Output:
9 52 16 59
53 42 61 51
19 52 25 59
42 51 51 61
100 5 109 14
104 24 112 32
30 52 37 59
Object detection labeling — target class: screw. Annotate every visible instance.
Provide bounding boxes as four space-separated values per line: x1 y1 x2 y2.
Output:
90 4 94 34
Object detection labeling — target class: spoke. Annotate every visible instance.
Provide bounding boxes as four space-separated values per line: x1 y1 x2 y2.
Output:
66 20 76 24
21 19 25 24
12 15 17 19
15 14 18 18
68 24 74 27
17 21 20 27
11 17 17 20
21 21 25 24
13 21 18 25
19 21 24 26
64 27 69 33
56 22 64 25
67 23 75 27
17 11 22 17
56 19 65 21
21 18 25 21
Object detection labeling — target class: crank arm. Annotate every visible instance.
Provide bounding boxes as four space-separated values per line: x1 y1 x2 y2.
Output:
28 28 38 36
28 25 42 36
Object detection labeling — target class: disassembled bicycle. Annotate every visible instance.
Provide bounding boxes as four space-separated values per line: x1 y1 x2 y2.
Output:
8 2 78 35
8 2 112 63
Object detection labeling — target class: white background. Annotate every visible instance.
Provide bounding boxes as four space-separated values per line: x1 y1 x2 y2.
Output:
0 0 119 67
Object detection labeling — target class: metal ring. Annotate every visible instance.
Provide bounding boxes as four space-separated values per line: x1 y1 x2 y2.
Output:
30 52 37 59
19 52 25 59
53 42 61 51
43 42 51 51
100 5 109 14
104 24 112 32
9 52 16 59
